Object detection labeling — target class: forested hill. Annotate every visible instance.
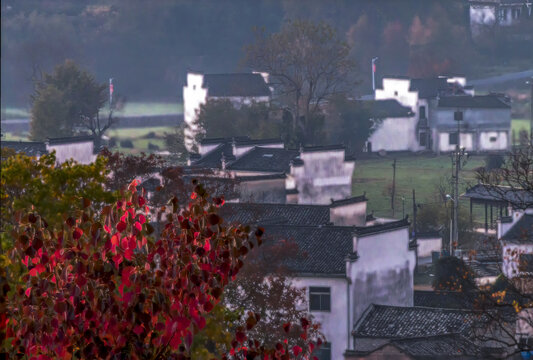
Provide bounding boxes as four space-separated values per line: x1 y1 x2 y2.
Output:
1 0 531 106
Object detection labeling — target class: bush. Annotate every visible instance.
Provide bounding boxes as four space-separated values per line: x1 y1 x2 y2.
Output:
108 137 117 148
120 139 134 148
148 142 160 151
433 256 476 291
484 154 504 171
142 131 157 139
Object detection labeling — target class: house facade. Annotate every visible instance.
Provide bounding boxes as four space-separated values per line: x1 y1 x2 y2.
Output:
469 0 533 36
371 76 511 153
182 72 271 150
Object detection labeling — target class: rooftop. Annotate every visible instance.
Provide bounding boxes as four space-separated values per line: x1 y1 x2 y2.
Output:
353 304 481 339
414 290 475 309
227 147 300 173
202 73 271 97
438 95 510 109
354 218 410 237
461 183 533 207
330 195 368 208
391 334 480 358
358 99 414 118
409 77 451 99
1 140 48 157
501 213 533 244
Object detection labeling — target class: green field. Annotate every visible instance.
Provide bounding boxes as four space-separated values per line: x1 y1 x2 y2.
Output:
352 154 485 219
512 118 530 137
107 126 174 154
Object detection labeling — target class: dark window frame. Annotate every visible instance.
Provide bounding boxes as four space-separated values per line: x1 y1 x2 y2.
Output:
454 111 463 121
309 287 331 312
419 105 426 119
312 342 331 360
449 132 459 145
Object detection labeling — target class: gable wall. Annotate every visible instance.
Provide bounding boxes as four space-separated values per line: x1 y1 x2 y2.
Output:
47 142 95 164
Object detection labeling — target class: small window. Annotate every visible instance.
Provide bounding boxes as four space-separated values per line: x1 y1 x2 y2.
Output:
193 85 196 90
454 111 463 121
394 91 398 96
309 287 330 311
490 136 497 142
449 132 458 145
419 106 426 119
419 132 427 146
313 342 331 360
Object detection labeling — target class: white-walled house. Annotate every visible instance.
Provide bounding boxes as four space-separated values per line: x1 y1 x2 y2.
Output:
499 209 533 279
182 72 271 150
469 0 533 36
2 135 96 164
262 219 415 360
189 137 355 205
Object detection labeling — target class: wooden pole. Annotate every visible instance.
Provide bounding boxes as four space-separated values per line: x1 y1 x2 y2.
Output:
391 158 397 217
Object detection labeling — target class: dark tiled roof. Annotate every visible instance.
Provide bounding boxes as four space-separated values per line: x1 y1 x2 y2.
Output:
409 78 449 98
1 140 48 156
219 202 330 226
330 195 368 208
392 334 480 358
263 225 354 275
203 73 271 97
467 260 501 278
235 173 286 182
461 183 533 207
359 99 414 118
501 214 533 244
48 135 95 145
353 304 480 338
301 144 345 153
286 188 299 195
438 95 510 109
414 291 475 310
413 230 442 239
354 218 409 237
227 147 300 173
192 143 235 168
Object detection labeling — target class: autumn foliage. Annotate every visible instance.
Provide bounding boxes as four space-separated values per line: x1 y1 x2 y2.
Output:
2 180 321 359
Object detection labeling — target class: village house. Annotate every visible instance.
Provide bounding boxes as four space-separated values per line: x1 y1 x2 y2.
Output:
370 75 511 154
1 135 96 164
182 72 271 150
469 0 533 37
189 136 355 205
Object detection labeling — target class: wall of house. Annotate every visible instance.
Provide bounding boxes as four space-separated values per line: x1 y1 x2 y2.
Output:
238 179 286 203
183 73 208 151
330 202 368 226
417 237 442 258
368 116 420 152
517 309 533 339
348 227 415 326
232 142 283 157
432 107 511 152
375 78 418 112
209 95 269 109
502 242 533 278
292 150 354 204
346 344 411 360
47 142 95 164
292 277 349 360
498 210 523 238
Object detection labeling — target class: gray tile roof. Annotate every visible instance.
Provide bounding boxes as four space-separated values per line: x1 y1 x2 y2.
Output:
409 77 450 98
203 73 271 97
1 140 48 156
192 142 235 168
330 195 368 207
220 202 331 226
392 334 480 358
227 147 300 173
354 218 410 237
262 225 354 276
359 99 414 118
353 304 480 338
438 95 510 109
501 214 533 244
414 291 476 310
461 184 533 207
47 135 95 144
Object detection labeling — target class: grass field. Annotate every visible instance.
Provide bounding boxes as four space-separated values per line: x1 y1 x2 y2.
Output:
352 153 485 219
512 118 530 138
107 126 174 154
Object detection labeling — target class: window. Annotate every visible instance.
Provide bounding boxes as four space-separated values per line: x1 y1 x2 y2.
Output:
312 342 331 360
193 85 196 90
309 287 330 311
394 91 398 96
419 132 427 147
449 132 458 145
490 136 497 142
454 111 463 121
419 105 426 119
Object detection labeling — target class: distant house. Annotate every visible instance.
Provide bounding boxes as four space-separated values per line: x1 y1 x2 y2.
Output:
499 210 533 279
412 231 442 265
1 135 96 164
372 75 511 153
469 0 533 36
189 136 355 205
182 72 271 150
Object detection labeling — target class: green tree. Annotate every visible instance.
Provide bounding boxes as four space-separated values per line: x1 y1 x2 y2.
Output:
29 60 110 146
244 20 356 145
433 256 477 292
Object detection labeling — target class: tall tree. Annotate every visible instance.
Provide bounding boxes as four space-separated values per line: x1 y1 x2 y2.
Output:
244 20 356 145
29 60 112 148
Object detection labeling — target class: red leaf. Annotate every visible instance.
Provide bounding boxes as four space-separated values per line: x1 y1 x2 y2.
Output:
25 287 32 298
138 196 146 207
283 322 291 333
73 228 83 240
113 254 123 269
134 221 142 232
292 345 302 356
117 221 127 233
138 214 146 224
133 325 144 336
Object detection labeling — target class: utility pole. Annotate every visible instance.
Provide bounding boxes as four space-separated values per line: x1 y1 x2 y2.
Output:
529 77 533 140
451 111 467 256
412 189 418 271
391 158 397 217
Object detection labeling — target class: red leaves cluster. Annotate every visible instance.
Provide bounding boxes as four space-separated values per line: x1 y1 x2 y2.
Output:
3 180 322 359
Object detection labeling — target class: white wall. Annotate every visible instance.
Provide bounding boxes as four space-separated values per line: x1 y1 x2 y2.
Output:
375 78 419 112
292 277 349 360
210 95 269 109
233 143 283 157
438 132 474 152
368 116 421 152
183 73 208 151
330 202 368 226
502 242 533 278
479 131 508 151
47 141 95 164
417 237 442 258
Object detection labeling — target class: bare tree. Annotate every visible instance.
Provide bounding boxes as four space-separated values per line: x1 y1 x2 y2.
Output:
244 20 356 145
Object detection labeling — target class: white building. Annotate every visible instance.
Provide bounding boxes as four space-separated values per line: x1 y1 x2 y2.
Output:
182 72 271 150
469 0 533 36
499 209 533 278
1 135 96 164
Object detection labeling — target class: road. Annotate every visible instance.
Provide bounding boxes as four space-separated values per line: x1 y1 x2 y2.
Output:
468 69 533 87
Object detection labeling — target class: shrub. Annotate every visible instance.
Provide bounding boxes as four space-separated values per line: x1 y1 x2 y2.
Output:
108 137 117 148
142 131 157 139
120 139 134 148
484 154 504 171
148 142 160 151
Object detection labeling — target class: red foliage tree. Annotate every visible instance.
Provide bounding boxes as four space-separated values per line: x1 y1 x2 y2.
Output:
2 180 321 359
